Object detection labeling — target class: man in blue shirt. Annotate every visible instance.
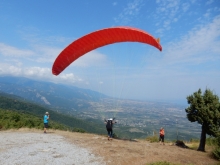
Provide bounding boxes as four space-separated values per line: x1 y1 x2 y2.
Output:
44 112 49 133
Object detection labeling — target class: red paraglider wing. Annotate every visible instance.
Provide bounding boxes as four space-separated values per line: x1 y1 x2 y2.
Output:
52 26 162 75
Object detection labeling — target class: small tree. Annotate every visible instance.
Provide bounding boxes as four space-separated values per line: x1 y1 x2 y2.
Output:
185 89 220 151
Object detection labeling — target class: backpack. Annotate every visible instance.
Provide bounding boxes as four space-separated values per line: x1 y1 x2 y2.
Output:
106 120 112 129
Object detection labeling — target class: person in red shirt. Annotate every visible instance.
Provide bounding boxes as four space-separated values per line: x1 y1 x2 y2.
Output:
159 127 165 145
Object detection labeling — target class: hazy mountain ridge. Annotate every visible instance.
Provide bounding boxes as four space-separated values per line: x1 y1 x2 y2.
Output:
0 76 201 140
0 76 108 112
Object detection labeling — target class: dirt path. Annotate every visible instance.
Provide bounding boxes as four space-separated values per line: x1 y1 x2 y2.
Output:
0 129 219 165
59 130 218 165
0 129 104 165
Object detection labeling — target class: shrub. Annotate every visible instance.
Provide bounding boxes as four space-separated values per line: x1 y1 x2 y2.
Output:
73 128 85 133
11 114 20 122
146 161 180 165
112 133 118 138
0 109 71 131
212 147 220 160
216 136 220 147
206 137 218 146
175 140 189 148
190 138 199 143
211 136 220 160
146 135 159 143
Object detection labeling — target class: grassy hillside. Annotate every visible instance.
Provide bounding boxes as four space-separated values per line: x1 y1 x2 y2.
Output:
0 93 150 139
0 93 106 134
0 109 71 131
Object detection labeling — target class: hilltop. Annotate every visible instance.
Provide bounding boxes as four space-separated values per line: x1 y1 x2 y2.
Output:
0 129 218 165
0 92 218 164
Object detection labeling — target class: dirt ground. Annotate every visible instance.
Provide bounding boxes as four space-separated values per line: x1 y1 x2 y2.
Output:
2 129 219 165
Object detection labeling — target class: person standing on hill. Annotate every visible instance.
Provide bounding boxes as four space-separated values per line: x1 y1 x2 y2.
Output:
104 118 116 141
44 112 49 133
159 127 165 145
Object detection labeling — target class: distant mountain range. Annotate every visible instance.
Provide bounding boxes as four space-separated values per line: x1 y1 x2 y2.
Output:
0 76 201 140
0 76 108 112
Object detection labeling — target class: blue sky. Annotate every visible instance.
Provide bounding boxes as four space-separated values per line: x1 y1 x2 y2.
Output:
0 0 220 104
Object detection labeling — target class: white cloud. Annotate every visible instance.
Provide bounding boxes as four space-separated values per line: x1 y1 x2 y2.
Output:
18 26 73 46
31 45 62 63
0 63 84 85
114 0 144 25
155 0 181 34
154 0 202 36
163 15 220 65
163 20 171 29
0 43 34 57
69 50 108 68
0 41 63 64
182 3 190 12
214 7 220 12
206 0 214 5
57 73 83 83
113 2 117 6
0 34 106 86
0 63 22 76
0 63 50 78
25 67 50 77
140 15 220 86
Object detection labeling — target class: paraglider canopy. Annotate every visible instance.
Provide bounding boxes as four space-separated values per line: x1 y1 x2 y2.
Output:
52 26 162 76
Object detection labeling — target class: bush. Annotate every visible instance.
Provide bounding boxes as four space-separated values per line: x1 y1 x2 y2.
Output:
72 128 85 133
146 161 180 165
216 136 220 147
112 133 118 138
175 140 189 148
206 137 218 146
146 135 159 143
0 109 71 131
211 136 220 160
190 138 199 143
212 147 220 160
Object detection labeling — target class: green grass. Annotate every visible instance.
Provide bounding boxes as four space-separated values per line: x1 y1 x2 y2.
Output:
146 161 182 165
0 108 85 132
0 95 106 134
146 135 159 143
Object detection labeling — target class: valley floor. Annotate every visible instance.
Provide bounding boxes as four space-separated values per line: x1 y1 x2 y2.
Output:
0 129 219 165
